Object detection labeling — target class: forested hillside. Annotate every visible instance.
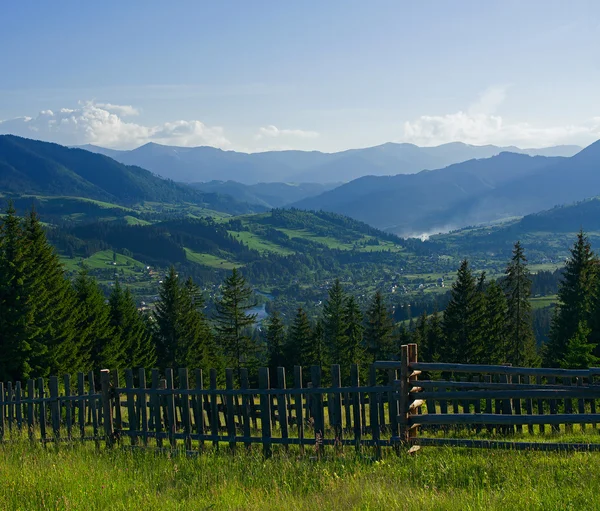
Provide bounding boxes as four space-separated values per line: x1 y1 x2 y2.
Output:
0 135 258 214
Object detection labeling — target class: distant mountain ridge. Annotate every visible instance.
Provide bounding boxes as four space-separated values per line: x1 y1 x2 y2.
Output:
0 135 260 215
188 181 340 208
79 141 581 184
292 140 600 236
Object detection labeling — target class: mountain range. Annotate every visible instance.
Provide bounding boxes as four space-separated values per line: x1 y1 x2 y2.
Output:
79 141 581 184
0 135 259 214
293 141 600 237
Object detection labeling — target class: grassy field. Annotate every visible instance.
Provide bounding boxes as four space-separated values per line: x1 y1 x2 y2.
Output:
1 441 599 510
60 250 147 275
184 248 240 269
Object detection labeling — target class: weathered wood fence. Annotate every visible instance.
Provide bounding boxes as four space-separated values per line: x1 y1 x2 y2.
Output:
0 364 400 457
4 344 600 455
388 343 600 451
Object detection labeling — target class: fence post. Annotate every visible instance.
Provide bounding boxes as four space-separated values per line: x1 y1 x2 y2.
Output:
407 343 419 444
259 367 272 458
398 345 409 444
100 369 114 448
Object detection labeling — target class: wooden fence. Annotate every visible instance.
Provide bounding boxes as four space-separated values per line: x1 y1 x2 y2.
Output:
0 364 401 457
4 344 600 456
387 343 600 451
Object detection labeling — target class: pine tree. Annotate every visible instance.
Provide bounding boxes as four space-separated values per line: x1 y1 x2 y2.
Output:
213 268 257 376
0 203 30 380
364 290 395 362
109 281 156 369
342 296 365 376
153 267 181 369
72 267 115 372
484 280 508 364
411 311 429 355
426 310 444 362
266 310 287 377
288 307 314 366
504 242 538 367
561 321 599 369
178 277 216 370
154 269 216 371
546 232 597 366
442 259 485 363
322 279 347 363
21 209 79 376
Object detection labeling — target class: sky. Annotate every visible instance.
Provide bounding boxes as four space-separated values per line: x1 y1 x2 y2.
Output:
1 0 600 152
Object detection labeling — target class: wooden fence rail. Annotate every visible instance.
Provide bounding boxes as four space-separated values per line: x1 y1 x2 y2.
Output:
3 346 600 456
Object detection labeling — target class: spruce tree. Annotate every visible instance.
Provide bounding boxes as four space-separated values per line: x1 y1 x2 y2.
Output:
484 280 508 365
0 203 30 380
561 321 599 369
72 267 115 372
364 290 395 361
426 309 444 362
153 266 181 369
179 277 217 370
213 268 257 376
411 312 429 355
109 281 156 369
442 259 485 363
342 296 365 378
154 269 216 371
322 279 347 363
289 307 314 367
266 310 287 377
21 209 79 376
504 242 538 367
546 231 597 366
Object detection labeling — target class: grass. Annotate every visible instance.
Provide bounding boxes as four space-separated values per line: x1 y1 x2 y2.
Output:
59 250 147 275
1 440 600 510
184 248 240 269
530 295 558 310
228 230 295 255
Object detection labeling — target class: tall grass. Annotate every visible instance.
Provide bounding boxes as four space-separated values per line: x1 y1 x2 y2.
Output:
0 440 599 510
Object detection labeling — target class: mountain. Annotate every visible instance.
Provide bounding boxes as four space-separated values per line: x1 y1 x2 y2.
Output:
0 135 259 215
293 152 561 235
189 181 340 208
80 141 581 185
294 140 600 237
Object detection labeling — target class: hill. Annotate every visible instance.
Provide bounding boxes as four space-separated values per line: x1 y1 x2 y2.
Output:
80 141 580 184
0 136 258 215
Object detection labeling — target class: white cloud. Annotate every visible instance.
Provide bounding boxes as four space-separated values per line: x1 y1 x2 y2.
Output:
255 125 319 140
403 86 600 147
95 102 140 116
0 101 231 149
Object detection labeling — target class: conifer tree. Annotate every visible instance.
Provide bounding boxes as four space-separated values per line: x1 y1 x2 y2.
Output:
412 311 429 355
561 321 599 369
546 232 597 366
425 309 444 362
322 279 347 363
179 276 217 370
109 281 156 369
21 210 79 376
484 280 508 365
364 290 395 361
72 267 115 372
155 269 216 371
266 310 287 377
342 296 365 376
0 203 30 380
289 307 315 367
213 268 257 376
504 242 538 366
442 259 485 363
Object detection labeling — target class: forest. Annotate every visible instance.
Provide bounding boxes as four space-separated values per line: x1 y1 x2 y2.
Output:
0 203 596 385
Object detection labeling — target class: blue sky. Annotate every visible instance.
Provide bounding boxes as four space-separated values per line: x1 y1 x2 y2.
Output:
1 0 599 151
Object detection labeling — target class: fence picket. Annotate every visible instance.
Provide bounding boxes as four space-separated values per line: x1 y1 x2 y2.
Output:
27 379 35 441
125 369 137 446
351 364 361 452
138 369 149 447
240 368 251 450
277 367 289 450
259 367 272 458
225 369 236 452
38 378 47 446
293 366 304 455
151 369 162 448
